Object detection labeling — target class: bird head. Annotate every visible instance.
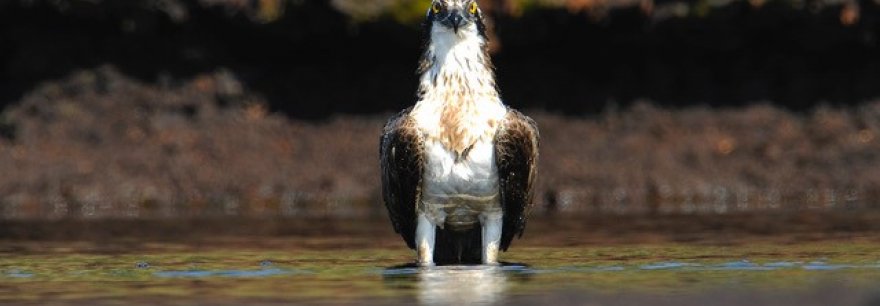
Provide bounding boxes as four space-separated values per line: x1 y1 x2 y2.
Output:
426 0 486 36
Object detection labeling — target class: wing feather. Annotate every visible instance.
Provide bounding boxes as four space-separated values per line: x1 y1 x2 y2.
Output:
380 108 424 249
494 109 539 251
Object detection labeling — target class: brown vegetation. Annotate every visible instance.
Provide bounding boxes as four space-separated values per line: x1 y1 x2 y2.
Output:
2 67 379 219
2 67 879 220
537 102 880 214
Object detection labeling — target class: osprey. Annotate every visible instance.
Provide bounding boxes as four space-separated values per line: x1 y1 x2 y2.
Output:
380 0 539 266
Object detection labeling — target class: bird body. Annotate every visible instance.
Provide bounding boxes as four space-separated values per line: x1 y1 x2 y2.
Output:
381 0 539 266
420 137 500 231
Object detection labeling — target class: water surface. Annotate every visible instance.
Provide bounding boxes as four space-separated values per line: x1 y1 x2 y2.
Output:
2 241 880 305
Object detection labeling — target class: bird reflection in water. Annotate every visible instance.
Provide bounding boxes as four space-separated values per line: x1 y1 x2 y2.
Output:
418 266 508 305
384 264 528 306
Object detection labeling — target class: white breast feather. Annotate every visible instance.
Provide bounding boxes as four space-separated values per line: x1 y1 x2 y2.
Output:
413 27 505 140
410 20 507 228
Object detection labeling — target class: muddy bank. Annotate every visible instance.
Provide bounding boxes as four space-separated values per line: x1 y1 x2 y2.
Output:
2 67 880 219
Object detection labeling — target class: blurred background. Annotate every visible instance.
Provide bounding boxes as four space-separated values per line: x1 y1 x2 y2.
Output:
2 0 880 239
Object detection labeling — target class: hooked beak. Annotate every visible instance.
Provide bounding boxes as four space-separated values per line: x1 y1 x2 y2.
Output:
450 11 464 33
442 10 466 33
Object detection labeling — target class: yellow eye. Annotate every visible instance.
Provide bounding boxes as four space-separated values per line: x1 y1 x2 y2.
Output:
469 2 478 14
432 2 441 14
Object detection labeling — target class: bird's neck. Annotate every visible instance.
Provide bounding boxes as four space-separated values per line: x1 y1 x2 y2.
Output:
412 28 506 157
417 29 499 104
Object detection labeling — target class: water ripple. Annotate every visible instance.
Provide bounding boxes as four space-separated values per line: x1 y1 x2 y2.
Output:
6 270 34 278
640 262 701 270
153 268 293 278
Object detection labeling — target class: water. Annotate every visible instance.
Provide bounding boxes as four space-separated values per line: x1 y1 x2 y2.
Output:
2 241 880 305
383 265 528 306
153 267 294 278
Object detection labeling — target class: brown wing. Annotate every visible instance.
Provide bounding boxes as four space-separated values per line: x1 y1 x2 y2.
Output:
379 107 424 249
494 109 539 251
